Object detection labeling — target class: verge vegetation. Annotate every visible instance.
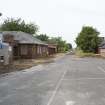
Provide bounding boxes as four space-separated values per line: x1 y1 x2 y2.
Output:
75 49 100 58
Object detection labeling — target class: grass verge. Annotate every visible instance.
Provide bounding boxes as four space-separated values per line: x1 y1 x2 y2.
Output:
75 50 100 58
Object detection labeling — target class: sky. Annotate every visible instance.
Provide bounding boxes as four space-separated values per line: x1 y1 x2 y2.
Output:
0 0 105 47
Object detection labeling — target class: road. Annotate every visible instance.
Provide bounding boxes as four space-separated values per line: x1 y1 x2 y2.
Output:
0 55 105 105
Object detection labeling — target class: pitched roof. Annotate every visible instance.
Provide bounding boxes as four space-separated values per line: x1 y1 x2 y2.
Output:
2 31 48 45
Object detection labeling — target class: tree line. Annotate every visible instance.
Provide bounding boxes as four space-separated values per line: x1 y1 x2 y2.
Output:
1 17 101 53
35 34 72 52
0 18 72 52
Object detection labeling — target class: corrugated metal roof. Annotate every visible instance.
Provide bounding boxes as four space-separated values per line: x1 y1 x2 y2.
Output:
2 31 48 45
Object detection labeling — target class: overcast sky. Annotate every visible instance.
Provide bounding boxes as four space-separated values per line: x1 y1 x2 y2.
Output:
0 0 105 47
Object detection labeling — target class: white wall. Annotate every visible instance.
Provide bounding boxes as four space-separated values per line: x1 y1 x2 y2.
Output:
0 44 12 65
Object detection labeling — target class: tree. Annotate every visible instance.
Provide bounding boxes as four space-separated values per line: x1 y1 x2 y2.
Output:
35 34 49 41
76 26 100 53
0 18 38 34
67 43 72 49
48 37 70 52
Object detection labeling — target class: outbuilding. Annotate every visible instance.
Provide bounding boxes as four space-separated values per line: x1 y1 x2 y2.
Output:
1 31 48 59
48 44 57 55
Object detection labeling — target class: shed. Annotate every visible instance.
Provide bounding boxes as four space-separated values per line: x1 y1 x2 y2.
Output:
1 31 48 59
48 44 57 55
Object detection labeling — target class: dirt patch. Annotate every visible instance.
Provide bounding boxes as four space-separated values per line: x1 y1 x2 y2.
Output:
0 53 65 75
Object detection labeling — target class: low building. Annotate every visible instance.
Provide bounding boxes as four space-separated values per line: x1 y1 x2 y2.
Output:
48 44 57 55
99 40 105 57
1 31 48 59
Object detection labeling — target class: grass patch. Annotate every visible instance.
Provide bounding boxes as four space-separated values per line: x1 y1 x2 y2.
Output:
75 50 98 57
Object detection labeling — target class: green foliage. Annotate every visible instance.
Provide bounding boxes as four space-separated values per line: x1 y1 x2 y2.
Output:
35 34 49 41
76 26 100 53
0 18 38 34
48 37 71 52
35 34 71 52
67 43 72 49
75 49 95 57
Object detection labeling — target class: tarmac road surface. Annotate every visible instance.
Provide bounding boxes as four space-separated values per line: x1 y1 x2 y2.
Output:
0 55 105 105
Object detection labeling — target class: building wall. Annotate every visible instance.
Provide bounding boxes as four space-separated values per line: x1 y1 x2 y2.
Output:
99 48 105 57
37 45 48 57
2 34 49 59
15 44 37 59
48 48 56 55
7 43 48 59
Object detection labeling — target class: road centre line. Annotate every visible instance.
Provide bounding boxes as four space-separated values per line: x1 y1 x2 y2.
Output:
47 69 68 105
